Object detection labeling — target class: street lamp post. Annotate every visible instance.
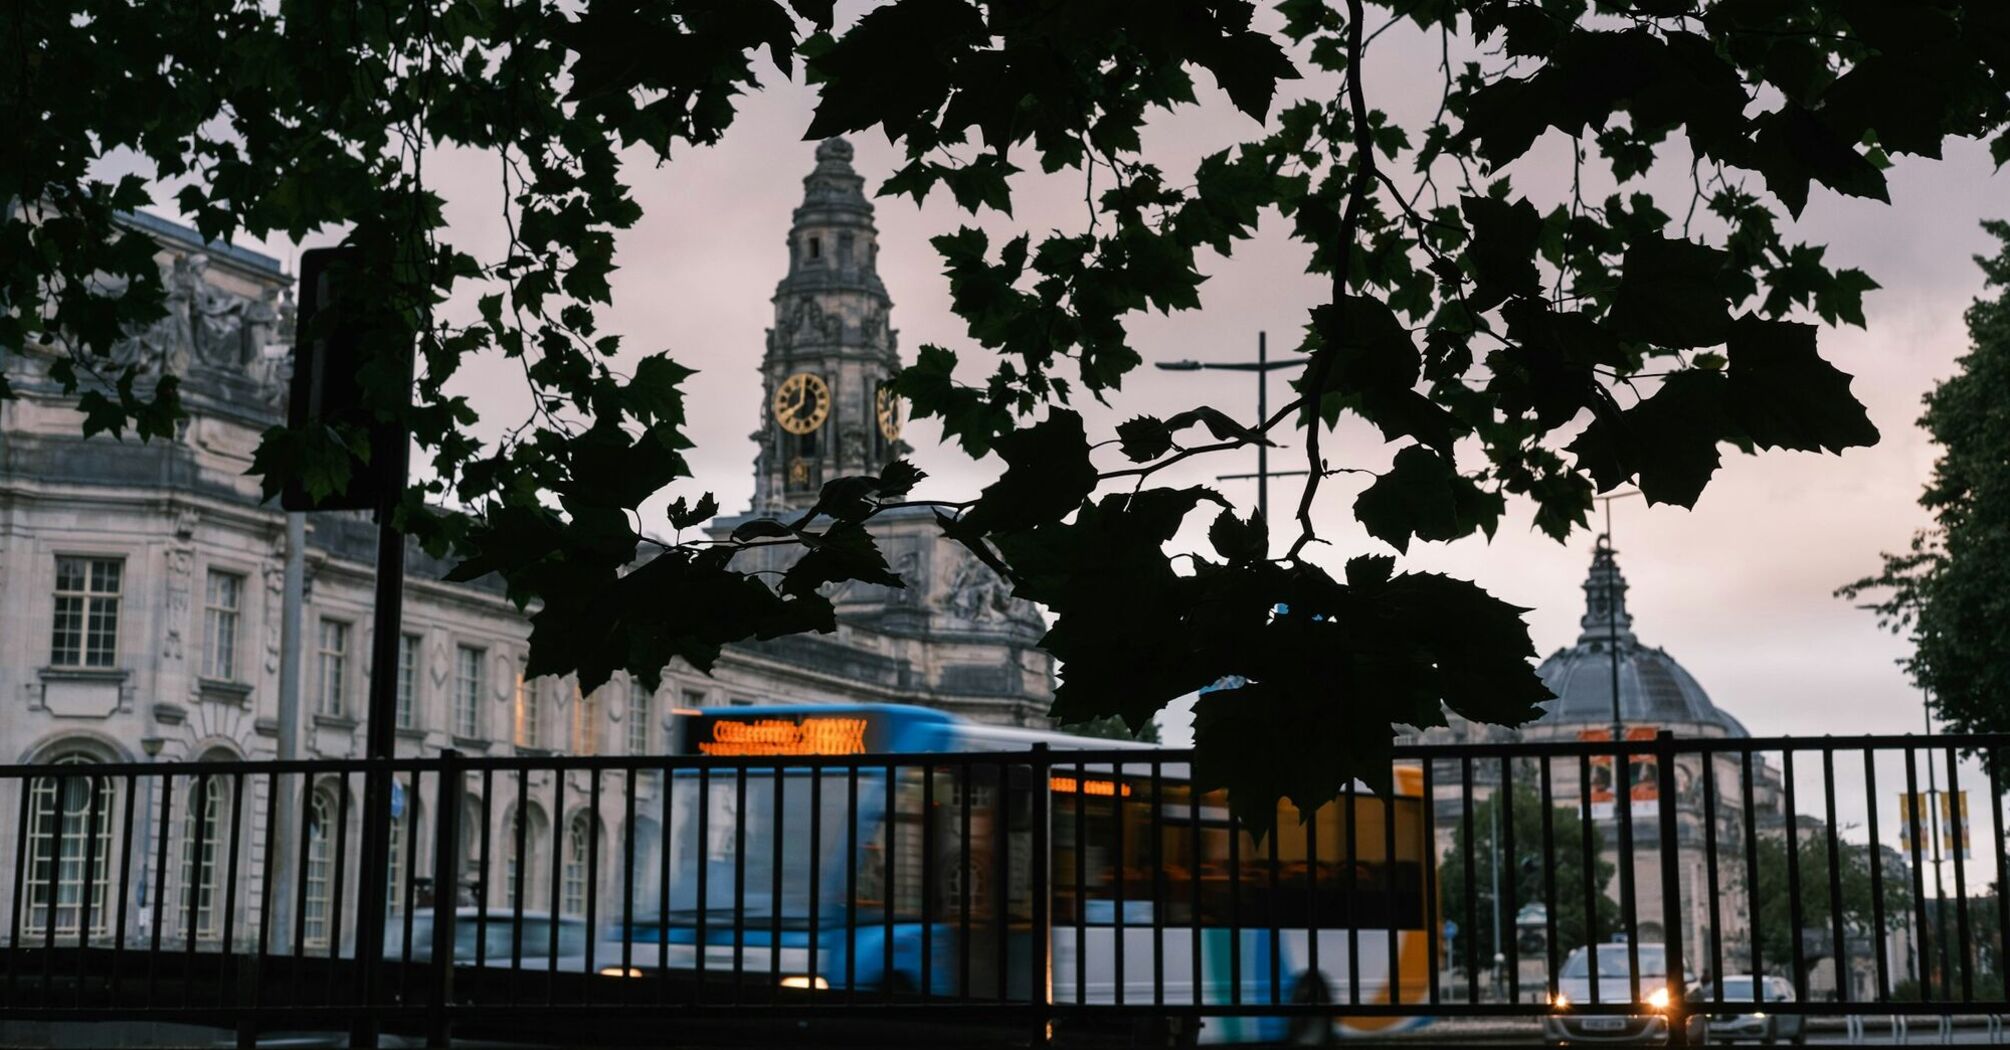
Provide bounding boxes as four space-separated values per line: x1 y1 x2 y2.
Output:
1154 331 1302 524
1922 692 1952 992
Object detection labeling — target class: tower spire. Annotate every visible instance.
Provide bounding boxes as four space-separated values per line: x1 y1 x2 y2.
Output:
1577 534 1636 646
751 138 904 513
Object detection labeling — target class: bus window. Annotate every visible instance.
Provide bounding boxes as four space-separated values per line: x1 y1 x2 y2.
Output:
1053 774 1158 925
857 765 1038 925
1192 792 1427 930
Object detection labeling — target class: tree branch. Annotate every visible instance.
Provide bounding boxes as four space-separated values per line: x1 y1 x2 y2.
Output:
1288 0 1377 562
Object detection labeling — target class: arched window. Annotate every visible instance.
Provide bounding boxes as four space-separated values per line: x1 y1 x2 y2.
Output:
178 772 231 941
303 787 339 948
458 793 485 905
501 803 547 910
25 753 116 938
386 780 416 916
623 817 662 902
562 813 594 916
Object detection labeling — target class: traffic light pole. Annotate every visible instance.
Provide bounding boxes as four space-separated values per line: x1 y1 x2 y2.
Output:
287 246 411 1048
350 459 408 1047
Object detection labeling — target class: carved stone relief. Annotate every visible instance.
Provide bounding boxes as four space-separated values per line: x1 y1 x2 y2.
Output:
261 559 285 678
938 553 1039 628
839 429 866 469
163 546 194 663
103 253 291 404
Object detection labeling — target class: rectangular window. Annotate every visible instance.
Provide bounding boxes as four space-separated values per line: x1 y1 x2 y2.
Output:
516 676 541 749
201 570 243 681
628 682 652 755
454 645 484 738
574 688 600 756
316 619 349 717
395 633 421 729
51 556 123 668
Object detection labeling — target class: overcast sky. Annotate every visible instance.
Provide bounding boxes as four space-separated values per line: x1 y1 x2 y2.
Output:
204 14 2005 859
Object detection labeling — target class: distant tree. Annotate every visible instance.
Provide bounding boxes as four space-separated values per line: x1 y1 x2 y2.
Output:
1891 883 2006 1001
9 2 2009 823
1747 827 1910 984
1841 225 2010 736
1437 779 1618 974
1064 714 1162 744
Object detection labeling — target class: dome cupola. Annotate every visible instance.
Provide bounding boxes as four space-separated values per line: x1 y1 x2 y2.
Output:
1531 537 1748 737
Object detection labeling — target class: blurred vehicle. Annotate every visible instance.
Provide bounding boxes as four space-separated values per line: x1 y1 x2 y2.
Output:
1542 942 1710 1045
1698 975 1804 1045
383 908 604 971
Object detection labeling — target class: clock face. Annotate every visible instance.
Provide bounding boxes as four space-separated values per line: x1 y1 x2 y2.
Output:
875 384 903 442
772 372 831 435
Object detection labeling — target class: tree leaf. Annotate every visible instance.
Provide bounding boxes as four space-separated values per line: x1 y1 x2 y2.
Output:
1724 315 1880 453
1567 373 1733 506
1207 507 1267 563
1353 445 1505 554
1116 415 1174 462
958 408 1099 535
1607 235 1733 350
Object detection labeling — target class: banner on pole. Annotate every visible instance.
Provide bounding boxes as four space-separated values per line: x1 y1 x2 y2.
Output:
1898 792 1930 854
1943 791 1970 860
1580 726 1658 819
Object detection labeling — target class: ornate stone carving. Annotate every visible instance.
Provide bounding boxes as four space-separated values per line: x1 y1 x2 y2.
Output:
163 545 194 663
103 253 291 405
939 553 1040 628
429 637 452 691
859 304 887 345
786 297 842 345
261 557 285 677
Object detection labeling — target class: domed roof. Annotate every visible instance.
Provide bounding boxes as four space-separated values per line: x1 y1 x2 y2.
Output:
1532 538 1748 737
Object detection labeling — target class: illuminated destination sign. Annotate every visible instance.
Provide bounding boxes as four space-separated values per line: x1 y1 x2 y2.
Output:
693 715 872 756
1048 775 1133 798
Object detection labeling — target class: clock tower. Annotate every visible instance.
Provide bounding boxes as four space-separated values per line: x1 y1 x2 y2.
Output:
704 138 1054 728
753 137 904 513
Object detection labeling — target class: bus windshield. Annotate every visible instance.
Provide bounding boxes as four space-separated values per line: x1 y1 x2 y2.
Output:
666 771 862 921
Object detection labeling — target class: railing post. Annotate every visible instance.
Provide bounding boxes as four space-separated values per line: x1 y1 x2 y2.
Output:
1656 731 1688 1046
429 752 463 1048
1030 743 1051 1047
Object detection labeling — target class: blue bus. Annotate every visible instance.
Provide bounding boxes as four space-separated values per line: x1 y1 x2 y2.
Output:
618 703 1433 1044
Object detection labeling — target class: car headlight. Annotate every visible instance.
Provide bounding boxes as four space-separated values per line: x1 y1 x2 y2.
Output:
598 965 647 977
1549 991 1570 1009
1646 986 1671 1011
779 975 829 990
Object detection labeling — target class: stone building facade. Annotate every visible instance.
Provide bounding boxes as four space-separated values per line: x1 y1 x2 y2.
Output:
0 141 1051 951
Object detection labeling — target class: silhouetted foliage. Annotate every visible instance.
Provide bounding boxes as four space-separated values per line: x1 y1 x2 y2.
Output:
1841 224 2010 737
7 1 2007 826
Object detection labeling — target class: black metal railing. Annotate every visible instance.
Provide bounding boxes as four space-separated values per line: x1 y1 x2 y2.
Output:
1 732 2007 1046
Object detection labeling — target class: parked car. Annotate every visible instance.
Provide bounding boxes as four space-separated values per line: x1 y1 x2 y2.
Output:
1543 942 1710 1045
383 908 602 971
1697 975 1805 1045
